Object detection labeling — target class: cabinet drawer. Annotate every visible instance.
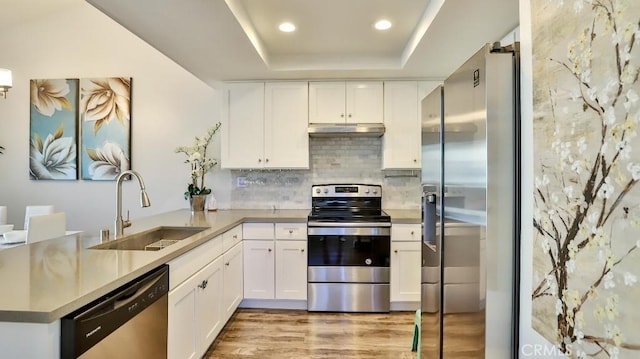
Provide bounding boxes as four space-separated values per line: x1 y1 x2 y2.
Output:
391 224 421 242
168 235 223 290
243 223 275 239
222 225 243 252
275 223 307 240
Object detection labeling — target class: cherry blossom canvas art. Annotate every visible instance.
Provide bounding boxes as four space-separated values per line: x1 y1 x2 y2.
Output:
531 0 640 357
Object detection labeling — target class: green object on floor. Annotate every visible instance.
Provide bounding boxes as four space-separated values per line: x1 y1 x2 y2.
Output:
412 309 421 358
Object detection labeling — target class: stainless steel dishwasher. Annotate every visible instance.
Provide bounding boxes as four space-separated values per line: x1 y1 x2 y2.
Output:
61 265 169 359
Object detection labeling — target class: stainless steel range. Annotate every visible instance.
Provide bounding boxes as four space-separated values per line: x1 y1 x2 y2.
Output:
307 184 391 312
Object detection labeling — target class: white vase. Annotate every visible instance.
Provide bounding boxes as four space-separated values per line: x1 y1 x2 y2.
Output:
207 192 217 211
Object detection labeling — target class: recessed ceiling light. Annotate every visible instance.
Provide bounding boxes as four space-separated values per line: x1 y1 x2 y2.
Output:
279 22 296 33
374 19 392 31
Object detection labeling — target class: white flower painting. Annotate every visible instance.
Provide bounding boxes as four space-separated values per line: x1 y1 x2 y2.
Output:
80 77 131 180
29 79 78 180
532 0 640 357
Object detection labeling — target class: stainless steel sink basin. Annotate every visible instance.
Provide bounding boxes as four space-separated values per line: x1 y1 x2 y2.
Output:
91 226 209 251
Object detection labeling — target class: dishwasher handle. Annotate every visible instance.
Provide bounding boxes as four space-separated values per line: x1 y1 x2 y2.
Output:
61 265 169 359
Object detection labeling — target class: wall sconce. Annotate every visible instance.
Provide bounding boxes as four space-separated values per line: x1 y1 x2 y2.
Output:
0 68 12 99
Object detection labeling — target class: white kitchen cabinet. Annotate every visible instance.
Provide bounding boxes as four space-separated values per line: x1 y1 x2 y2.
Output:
222 82 264 168
222 242 243 322
309 81 383 124
275 240 307 300
382 80 442 169
264 82 309 168
242 222 307 302
382 81 420 169
168 256 223 359
390 223 422 305
243 240 275 299
222 82 309 169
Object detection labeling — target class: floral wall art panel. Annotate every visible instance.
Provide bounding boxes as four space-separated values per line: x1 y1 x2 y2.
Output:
531 1 640 358
80 77 131 180
29 78 78 180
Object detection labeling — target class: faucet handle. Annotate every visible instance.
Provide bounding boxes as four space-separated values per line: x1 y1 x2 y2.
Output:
123 210 132 228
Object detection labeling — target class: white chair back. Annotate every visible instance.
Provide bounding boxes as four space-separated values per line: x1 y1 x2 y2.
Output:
0 206 6 225
26 212 66 243
24 205 55 230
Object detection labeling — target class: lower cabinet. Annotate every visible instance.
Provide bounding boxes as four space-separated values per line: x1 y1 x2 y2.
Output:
243 222 307 301
222 242 244 322
168 241 243 359
390 241 422 302
243 240 275 299
275 240 307 300
168 256 223 359
390 224 422 306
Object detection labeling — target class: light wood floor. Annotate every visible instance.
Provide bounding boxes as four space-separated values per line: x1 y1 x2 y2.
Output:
204 309 419 359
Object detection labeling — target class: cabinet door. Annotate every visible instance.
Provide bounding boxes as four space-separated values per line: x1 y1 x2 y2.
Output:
346 81 383 124
308 82 346 123
243 240 275 299
197 257 224 356
390 241 422 302
168 275 199 359
275 241 307 300
264 82 309 168
222 242 244 321
222 83 265 169
382 81 420 169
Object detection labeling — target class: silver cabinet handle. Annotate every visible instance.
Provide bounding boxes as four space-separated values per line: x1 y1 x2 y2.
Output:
233 234 238 239
340 113 344 118
265 158 269 163
394 250 398 253
301 249 305 253
289 229 293 234
225 262 230 266
268 248 272 252
348 114 352 118
411 231 414 235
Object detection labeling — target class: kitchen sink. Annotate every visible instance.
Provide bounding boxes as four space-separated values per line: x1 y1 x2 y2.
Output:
91 226 209 251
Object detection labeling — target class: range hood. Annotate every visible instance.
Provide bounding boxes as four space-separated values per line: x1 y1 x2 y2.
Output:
308 123 385 137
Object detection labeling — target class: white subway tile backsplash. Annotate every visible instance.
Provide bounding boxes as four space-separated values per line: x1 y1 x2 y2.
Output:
230 137 421 210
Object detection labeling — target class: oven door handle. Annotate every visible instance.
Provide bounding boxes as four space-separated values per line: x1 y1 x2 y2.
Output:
308 226 391 236
307 221 391 228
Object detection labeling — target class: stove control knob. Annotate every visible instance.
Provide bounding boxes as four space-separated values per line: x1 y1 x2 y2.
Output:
373 190 378 195
365 189 370 194
323 188 329 194
315 188 321 194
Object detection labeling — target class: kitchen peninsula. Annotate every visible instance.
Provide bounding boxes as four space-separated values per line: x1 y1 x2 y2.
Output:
0 209 308 359
0 208 420 358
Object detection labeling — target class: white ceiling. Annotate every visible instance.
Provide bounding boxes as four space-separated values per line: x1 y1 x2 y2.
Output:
4 0 519 86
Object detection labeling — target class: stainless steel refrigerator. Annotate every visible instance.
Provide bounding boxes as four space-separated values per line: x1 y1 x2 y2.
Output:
420 43 519 358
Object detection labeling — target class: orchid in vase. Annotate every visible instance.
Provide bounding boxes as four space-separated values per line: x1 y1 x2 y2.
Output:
175 123 221 201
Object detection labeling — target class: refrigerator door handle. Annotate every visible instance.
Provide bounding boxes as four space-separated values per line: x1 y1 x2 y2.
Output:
423 193 437 251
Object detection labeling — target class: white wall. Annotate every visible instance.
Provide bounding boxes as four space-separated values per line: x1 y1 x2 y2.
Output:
518 1 565 357
0 0 231 233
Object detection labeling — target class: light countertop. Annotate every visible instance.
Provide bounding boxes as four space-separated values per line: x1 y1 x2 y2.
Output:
0 208 420 323
0 209 308 323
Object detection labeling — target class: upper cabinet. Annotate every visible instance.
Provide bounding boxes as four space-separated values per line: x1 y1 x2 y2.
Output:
382 81 420 169
222 82 309 169
382 81 440 170
309 81 383 124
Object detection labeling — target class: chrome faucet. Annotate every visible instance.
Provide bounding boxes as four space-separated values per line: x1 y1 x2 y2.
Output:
115 170 151 238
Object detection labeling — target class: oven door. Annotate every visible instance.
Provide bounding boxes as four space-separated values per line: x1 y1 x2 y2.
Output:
307 226 390 267
307 225 391 312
